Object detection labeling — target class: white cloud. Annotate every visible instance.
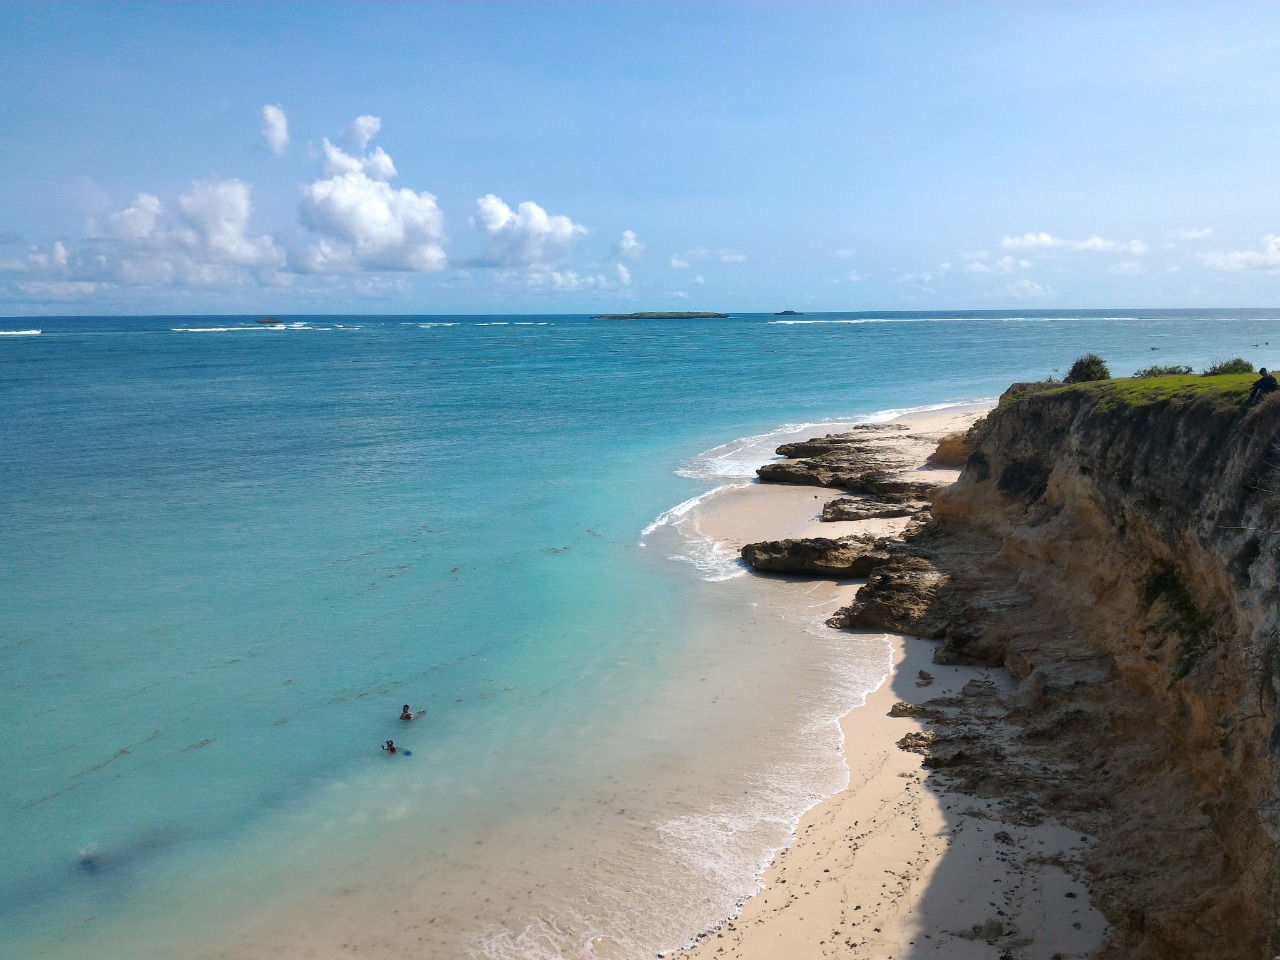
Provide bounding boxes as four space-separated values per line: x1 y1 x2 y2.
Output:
52 178 286 289
261 104 289 155
17 279 102 300
1001 232 1146 254
523 265 630 292
298 171 445 273
671 290 689 299
1109 260 1145 275
614 230 644 259
176 179 283 267
1170 227 1213 241
321 138 396 181
692 274 704 284
349 115 381 151
1201 235 1280 272
1002 232 1059 251
832 248 856 260
719 250 746 263
104 193 162 241
473 194 587 268
670 254 690 269
846 270 867 282
1005 278 1052 299
966 255 1028 274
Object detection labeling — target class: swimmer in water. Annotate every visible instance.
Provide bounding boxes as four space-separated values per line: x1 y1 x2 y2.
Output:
381 740 398 753
399 704 414 720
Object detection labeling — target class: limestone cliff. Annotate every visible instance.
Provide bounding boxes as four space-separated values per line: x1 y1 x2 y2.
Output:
835 380 1280 958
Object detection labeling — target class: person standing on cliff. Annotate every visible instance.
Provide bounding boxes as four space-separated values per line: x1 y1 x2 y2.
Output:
1248 367 1278 404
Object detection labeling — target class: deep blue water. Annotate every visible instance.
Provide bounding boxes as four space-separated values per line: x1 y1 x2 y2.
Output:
1 310 1276 958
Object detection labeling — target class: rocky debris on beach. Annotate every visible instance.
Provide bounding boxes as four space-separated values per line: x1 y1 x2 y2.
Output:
742 422 965 579
758 423 959 501
820 497 926 522
740 534 894 578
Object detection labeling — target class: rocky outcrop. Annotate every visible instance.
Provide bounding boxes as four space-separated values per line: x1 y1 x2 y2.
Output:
925 430 970 467
830 384 1280 959
740 534 893 577
820 498 925 522
759 424 954 501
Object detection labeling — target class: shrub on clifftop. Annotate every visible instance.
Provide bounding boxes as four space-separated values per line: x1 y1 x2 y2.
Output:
1134 364 1193 378
1064 353 1112 383
1202 357 1254 376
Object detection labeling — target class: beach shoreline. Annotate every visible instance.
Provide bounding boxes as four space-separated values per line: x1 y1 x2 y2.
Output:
673 401 1108 960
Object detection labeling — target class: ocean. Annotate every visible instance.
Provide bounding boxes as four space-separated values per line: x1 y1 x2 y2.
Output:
2 310 1275 959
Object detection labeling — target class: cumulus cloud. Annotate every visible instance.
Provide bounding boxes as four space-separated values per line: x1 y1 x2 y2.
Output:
614 230 644 259
294 117 445 274
1171 227 1213 241
261 104 289 155
670 254 690 269
1201 235 1280 272
719 250 746 263
104 193 163 241
1001 232 1146 254
321 138 397 181
349 115 381 151
298 171 445 273
1109 261 1145 275
472 194 587 268
832 248 857 260
176 179 283 267
6 177 286 298
845 270 867 282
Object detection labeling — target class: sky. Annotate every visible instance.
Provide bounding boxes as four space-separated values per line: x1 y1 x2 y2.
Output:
2 1 1280 315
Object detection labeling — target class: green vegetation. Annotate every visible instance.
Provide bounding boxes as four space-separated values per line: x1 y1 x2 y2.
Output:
1142 564 1220 677
1133 364 1193 378
1046 372 1255 410
591 311 729 319
1202 357 1254 376
963 380 1057 448
1064 353 1112 383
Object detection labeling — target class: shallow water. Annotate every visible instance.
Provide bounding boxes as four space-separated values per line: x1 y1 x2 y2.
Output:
2 310 1275 957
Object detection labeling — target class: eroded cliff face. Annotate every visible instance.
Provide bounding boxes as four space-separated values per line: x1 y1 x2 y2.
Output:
840 386 1279 958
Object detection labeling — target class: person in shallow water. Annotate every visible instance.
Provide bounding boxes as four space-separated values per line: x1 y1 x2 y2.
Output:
381 739 398 753
400 704 414 720
1248 367 1278 404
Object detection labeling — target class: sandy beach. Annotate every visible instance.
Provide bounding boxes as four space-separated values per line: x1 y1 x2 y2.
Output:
676 404 1108 960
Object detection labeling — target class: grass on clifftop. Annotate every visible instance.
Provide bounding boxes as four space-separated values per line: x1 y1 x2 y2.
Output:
1047 373 1255 410
966 372 1262 448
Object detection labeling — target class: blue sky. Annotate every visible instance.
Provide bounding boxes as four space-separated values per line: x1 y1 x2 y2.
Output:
2 1 1279 315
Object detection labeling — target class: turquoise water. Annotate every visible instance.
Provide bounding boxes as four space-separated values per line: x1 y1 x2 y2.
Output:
2 310 1276 958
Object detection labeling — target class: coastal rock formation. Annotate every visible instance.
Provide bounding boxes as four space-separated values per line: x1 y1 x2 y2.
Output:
831 381 1280 959
820 497 925 522
740 534 893 578
925 430 970 467
759 424 955 501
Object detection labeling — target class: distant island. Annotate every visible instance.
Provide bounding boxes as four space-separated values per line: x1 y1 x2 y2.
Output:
774 310 803 316
591 311 729 320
